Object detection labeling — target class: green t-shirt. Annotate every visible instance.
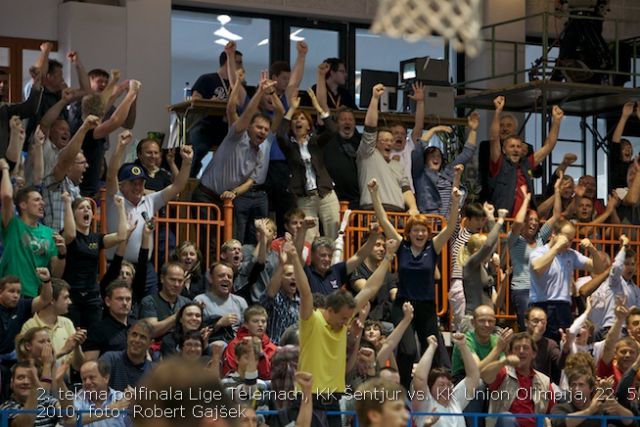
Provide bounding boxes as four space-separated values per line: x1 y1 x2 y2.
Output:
0 216 57 297
451 331 500 378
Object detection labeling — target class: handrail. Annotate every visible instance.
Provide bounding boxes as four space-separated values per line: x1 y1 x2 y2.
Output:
4 408 640 427
457 10 640 90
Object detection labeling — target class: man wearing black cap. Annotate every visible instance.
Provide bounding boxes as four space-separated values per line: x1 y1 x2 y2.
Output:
106 130 193 295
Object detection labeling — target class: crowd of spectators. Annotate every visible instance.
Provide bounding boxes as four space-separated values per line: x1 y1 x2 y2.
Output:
1 38 640 427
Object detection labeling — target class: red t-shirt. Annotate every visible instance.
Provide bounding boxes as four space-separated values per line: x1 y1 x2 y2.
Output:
489 366 554 427
489 154 536 216
271 238 311 265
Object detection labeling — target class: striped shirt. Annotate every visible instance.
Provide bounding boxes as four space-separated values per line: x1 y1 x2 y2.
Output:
42 175 81 231
259 290 300 345
451 226 472 280
200 123 263 195
0 394 60 427
507 222 552 293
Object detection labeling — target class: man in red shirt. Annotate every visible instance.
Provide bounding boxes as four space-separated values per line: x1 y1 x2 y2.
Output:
481 332 555 427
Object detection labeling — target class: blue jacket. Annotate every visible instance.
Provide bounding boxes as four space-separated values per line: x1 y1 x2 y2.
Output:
412 142 477 214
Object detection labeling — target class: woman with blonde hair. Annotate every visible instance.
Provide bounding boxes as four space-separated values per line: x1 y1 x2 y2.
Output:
171 240 205 299
459 206 507 323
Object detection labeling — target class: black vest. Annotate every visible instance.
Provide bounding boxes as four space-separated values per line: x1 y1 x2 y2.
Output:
489 155 534 212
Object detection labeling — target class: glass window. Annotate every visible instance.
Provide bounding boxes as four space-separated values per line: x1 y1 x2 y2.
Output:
171 10 270 104
355 28 445 111
0 47 8 67
289 27 339 91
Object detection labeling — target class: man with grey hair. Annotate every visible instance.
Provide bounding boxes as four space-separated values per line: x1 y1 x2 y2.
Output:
302 219 379 295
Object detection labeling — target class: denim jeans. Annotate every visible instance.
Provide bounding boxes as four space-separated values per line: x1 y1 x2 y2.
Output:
510 288 530 331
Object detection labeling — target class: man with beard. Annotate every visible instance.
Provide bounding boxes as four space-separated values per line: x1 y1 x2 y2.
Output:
195 262 248 342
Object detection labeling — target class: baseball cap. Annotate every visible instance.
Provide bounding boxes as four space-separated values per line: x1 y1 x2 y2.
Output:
118 163 148 182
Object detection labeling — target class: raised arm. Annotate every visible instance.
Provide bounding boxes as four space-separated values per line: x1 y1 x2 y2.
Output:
432 187 462 253
466 210 506 268
354 239 400 312
92 80 140 140
364 84 384 128
346 222 380 274
511 186 531 236
160 145 193 203
490 96 505 163
613 102 634 143
106 130 133 196
40 88 74 133
103 195 128 249
235 73 275 134
533 106 564 165
480 354 520 385
27 126 45 186
314 63 330 113
291 239 313 320
285 41 308 105
601 303 627 365
452 332 480 394
225 69 244 125
6 116 26 167
61 192 76 244
295 372 314 427
377 302 413 364
68 51 91 94
409 82 425 144
477 328 512 371
52 115 99 182
265 245 287 297
224 42 246 106
0 158 15 227
531 235 569 275
367 179 402 241
579 238 606 274
412 335 438 392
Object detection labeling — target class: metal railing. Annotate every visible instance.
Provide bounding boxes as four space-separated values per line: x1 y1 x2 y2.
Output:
3 408 640 427
456 11 640 90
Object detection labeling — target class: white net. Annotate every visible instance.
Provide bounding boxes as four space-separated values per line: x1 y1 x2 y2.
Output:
370 0 482 57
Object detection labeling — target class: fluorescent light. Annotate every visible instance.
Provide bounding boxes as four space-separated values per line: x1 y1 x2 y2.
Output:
214 38 230 46
290 28 305 41
214 27 243 41
217 15 231 25
258 38 269 46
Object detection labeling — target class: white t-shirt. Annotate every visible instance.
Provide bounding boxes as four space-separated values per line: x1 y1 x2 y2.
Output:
413 379 470 427
391 136 415 192
106 191 166 262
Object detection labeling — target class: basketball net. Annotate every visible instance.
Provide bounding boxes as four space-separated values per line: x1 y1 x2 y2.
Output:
370 0 482 57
